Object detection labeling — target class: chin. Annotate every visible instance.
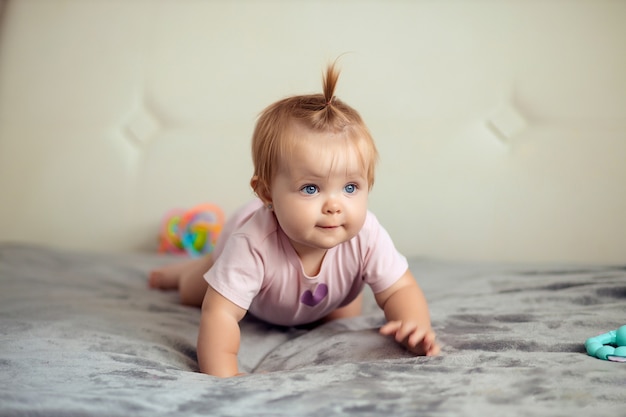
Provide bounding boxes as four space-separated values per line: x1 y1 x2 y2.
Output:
318 237 352 249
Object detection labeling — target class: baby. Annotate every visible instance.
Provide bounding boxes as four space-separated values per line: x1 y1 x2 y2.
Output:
150 62 439 377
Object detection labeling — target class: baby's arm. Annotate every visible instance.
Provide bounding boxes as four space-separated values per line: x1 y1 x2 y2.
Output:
375 269 440 356
197 285 247 377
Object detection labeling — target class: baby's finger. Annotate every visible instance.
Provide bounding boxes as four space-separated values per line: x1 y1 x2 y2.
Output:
417 331 434 349
379 320 402 335
406 326 428 348
428 343 441 356
395 322 421 344
426 331 437 346
423 332 440 356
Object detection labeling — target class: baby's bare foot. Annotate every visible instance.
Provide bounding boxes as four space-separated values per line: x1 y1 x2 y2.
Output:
148 269 180 290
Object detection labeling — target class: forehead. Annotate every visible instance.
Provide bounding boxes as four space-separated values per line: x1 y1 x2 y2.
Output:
282 127 368 177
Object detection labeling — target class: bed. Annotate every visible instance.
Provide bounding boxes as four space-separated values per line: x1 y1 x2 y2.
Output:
1 0 626 416
1 242 624 416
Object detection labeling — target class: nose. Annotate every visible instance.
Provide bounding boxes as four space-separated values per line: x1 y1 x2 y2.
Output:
323 195 342 214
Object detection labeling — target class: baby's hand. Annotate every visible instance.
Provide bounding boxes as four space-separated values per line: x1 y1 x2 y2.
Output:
379 321 440 356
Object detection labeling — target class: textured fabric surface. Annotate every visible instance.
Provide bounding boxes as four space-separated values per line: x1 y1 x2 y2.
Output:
0 243 624 416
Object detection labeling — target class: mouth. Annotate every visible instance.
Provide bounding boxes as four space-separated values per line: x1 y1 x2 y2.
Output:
317 225 340 229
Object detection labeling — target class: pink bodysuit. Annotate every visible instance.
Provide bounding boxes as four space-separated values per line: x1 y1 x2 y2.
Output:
204 199 408 326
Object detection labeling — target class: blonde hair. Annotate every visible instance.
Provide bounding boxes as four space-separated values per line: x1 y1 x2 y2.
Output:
251 62 379 197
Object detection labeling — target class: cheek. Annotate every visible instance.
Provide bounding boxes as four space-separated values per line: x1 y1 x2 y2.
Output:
274 198 312 226
349 196 369 225
354 207 368 229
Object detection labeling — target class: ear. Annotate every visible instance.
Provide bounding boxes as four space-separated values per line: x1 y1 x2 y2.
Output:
250 176 272 206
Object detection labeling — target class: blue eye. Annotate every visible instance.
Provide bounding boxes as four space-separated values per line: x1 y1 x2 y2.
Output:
301 185 318 195
344 183 357 194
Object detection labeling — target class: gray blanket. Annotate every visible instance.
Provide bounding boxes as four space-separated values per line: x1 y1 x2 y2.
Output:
1 243 624 416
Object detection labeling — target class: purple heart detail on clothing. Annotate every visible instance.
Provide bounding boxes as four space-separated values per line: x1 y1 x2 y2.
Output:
300 283 328 307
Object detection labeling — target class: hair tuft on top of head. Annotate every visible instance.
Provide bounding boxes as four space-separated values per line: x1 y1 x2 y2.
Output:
323 62 340 106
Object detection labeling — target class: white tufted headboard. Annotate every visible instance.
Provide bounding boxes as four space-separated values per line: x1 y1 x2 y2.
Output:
0 0 624 264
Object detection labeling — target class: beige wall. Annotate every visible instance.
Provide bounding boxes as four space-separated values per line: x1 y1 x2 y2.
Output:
0 0 624 263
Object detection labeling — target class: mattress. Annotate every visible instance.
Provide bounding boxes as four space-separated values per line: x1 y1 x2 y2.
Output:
1 243 624 416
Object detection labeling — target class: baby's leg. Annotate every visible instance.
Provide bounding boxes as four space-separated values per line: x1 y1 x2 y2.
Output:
149 258 200 290
149 254 214 307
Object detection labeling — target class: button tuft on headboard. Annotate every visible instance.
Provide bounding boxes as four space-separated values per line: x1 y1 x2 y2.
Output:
486 102 528 143
125 105 162 146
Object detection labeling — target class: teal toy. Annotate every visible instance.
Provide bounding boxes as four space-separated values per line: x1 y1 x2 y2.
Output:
585 325 626 362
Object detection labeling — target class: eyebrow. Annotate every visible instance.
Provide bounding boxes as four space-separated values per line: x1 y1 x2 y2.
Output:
291 169 367 183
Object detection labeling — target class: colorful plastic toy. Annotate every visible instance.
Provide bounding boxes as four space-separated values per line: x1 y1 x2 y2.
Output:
585 325 626 362
158 203 225 258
